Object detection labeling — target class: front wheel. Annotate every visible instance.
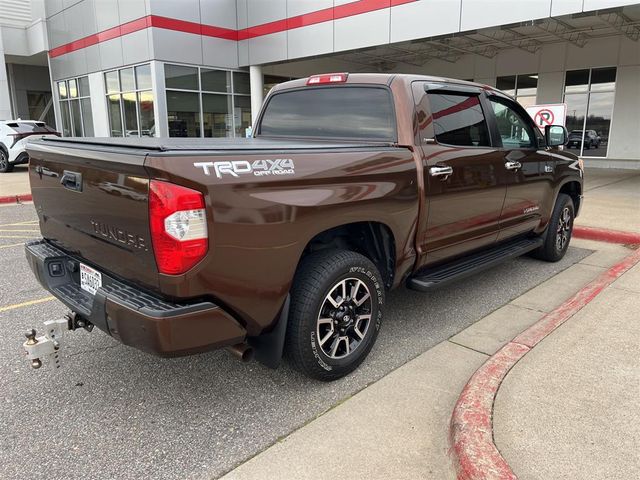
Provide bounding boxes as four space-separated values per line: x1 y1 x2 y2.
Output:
285 250 384 381
0 150 13 173
531 193 574 262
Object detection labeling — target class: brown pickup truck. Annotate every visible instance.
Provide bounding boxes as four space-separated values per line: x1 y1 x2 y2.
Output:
23 73 583 380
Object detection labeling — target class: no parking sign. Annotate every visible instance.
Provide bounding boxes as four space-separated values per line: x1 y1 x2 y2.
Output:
525 103 567 131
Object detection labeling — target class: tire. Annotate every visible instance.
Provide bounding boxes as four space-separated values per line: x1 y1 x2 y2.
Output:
285 249 385 381
584 141 591 150
0 149 13 173
531 193 575 262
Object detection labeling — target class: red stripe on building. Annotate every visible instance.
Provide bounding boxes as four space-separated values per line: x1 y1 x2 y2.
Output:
49 0 418 58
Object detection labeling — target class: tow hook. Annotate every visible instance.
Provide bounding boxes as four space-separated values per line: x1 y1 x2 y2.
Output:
22 312 93 370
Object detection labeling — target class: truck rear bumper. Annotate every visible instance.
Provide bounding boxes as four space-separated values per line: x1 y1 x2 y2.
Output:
25 240 246 357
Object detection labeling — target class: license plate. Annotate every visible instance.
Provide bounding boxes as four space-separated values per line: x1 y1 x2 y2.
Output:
80 263 102 295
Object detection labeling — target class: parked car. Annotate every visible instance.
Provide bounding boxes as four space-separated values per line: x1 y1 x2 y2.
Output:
0 120 59 172
567 129 600 149
23 73 583 380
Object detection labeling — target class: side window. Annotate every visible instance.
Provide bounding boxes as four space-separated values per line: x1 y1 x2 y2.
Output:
489 97 536 148
427 92 491 147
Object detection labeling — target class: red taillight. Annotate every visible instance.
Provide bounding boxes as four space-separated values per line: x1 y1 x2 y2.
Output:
149 180 208 275
306 73 349 85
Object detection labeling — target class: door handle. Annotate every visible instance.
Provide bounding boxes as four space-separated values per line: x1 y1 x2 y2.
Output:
429 166 453 177
60 170 82 192
504 161 522 171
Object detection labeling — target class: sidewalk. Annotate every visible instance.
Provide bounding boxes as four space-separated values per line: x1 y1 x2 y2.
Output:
493 259 640 480
220 169 639 480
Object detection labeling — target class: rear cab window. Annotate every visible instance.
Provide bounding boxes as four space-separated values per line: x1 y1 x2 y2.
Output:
257 86 396 142
427 92 490 147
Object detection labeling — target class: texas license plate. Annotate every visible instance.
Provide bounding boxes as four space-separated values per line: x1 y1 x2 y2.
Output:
80 263 102 295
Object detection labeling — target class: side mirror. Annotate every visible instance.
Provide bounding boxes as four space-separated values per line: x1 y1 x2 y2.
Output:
545 125 567 147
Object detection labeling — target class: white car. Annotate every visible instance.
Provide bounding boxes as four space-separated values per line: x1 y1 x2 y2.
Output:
0 120 59 173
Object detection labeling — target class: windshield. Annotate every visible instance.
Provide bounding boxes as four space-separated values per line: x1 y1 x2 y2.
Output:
258 86 396 141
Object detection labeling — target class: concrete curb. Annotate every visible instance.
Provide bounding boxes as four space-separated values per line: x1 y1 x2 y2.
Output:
449 245 640 480
573 225 640 245
0 194 32 204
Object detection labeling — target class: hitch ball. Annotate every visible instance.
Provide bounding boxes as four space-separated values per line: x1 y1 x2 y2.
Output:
24 330 42 369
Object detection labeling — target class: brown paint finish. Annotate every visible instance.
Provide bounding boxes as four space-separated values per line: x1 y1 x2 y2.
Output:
25 73 583 356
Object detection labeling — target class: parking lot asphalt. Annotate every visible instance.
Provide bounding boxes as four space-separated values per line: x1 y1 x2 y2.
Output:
0 203 591 480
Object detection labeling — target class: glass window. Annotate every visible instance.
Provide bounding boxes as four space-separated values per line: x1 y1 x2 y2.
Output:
516 74 537 97
78 77 90 97
565 69 590 93
165 64 199 90
68 79 78 98
201 69 230 93
234 95 252 137
590 67 616 92
58 81 68 100
489 98 534 149
583 91 614 157
233 72 251 94
105 71 120 94
428 92 490 147
58 75 92 137
565 93 589 134
138 91 155 137
60 101 71 136
564 67 616 157
106 64 154 138
107 94 123 137
497 74 538 106
120 68 136 92
80 98 94 136
70 100 83 137
122 92 139 136
135 64 152 90
202 93 232 137
260 87 395 140
496 76 516 96
167 91 201 137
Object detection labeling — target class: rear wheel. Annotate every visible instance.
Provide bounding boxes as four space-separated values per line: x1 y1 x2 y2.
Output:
285 250 384 381
0 150 13 173
531 193 574 262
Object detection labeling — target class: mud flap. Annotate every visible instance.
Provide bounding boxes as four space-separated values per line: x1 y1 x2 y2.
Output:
249 295 290 369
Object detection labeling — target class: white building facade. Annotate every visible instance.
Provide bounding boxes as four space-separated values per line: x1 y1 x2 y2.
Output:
1 0 639 167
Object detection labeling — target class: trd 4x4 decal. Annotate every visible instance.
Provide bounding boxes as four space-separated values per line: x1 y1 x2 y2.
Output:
194 159 295 178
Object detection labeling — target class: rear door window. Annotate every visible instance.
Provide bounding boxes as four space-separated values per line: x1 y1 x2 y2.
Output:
258 86 396 141
427 92 491 147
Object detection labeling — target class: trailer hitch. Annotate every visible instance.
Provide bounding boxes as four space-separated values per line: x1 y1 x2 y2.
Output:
22 312 93 370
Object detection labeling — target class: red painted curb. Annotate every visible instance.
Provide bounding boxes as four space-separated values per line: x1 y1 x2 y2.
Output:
449 246 640 480
573 225 640 245
0 194 32 204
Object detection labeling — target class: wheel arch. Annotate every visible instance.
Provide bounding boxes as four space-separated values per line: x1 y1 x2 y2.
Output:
299 221 397 290
558 179 582 215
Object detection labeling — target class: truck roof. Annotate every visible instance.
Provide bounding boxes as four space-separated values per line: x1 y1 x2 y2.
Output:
271 73 498 94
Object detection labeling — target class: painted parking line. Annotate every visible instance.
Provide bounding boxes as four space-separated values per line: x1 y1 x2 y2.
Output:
0 243 24 250
0 229 39 233
0 235 37 239
0 296 56 313
0 220 38 228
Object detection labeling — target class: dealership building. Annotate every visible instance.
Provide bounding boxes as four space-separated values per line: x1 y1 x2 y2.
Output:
1 0 639 167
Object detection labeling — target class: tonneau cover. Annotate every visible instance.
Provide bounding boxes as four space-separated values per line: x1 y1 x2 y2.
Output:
30 136 394 152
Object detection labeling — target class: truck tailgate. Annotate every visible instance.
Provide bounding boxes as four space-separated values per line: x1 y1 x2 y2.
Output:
27 140 159 290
